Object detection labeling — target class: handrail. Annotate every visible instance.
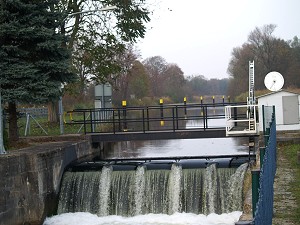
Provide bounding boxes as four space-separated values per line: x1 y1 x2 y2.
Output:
225 104 259 136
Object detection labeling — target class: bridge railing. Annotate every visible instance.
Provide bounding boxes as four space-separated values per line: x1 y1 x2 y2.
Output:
225 104 259 136
69 102 247 134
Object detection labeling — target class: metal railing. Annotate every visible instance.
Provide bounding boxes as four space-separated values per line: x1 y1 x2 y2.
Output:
69 102 247 134
225 104 259 136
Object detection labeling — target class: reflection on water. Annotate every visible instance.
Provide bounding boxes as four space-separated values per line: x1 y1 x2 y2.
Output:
105 119 250 159
106 137 249 159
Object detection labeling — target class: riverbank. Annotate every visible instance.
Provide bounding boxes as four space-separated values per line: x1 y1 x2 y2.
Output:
272 143 300 225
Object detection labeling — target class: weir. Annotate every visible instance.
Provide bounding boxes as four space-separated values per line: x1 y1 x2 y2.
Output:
57 162 248 217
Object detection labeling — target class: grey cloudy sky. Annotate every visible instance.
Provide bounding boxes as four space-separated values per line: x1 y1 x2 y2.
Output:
137 0 300 79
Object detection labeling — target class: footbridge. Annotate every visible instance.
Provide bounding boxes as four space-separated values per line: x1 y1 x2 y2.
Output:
68 102 259 143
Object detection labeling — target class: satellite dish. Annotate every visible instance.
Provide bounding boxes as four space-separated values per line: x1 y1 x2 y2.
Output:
264 71 284 91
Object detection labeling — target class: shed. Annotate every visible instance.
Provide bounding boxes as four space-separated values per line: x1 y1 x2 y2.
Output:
257 90 300 131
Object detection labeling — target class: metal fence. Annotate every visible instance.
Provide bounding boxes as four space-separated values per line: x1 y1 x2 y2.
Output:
254 106 276 225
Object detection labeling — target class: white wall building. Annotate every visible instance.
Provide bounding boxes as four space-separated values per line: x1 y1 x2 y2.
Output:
257 90 300 131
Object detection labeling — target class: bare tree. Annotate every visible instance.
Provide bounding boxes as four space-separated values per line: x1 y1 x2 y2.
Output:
143 56 168 96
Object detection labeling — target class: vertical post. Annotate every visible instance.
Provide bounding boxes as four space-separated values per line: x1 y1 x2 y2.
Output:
222 95 225 104
234 107 238 126
160 98 164 126
212 95 215 104
83 111 86 134
59 95 64 134
262 105 266 135
228 96 230 103
122 100 127 131
183 97 187 116
0 89 6 154
251 169 260 218
200 96 203 104
142 108 145 133
146 107 150 131
175 106 179 130
260 147 266 169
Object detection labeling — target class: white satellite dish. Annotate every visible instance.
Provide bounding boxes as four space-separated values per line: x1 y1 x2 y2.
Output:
264 71 284 91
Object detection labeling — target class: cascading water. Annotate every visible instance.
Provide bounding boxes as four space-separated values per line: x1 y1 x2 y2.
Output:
57 163 248 216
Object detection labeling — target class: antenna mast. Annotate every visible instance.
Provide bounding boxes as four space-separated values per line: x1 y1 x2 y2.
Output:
248 61 255 105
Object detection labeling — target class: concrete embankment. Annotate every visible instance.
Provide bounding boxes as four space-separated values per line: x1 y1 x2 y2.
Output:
0 136 102 225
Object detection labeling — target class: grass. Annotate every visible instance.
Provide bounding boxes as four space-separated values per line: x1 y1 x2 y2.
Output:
274 143 300 224
282 144 300 223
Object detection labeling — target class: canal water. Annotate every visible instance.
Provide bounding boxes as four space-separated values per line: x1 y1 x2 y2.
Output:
106 118 249 159
43 119 249 225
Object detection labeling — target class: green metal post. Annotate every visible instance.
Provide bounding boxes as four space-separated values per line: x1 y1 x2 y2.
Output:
252 169 260 218
259 147 266 169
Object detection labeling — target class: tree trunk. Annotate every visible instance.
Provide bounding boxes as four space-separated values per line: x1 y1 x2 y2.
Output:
48 101 59 123
8 102 19 142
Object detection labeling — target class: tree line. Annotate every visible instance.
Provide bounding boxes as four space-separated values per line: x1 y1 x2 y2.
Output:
109 51 229 105
227 24 300 98
1 0 299 144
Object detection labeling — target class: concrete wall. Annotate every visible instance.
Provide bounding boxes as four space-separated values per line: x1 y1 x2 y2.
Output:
0 139 101 225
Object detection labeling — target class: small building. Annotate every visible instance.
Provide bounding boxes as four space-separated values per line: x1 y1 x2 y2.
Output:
257 90 300 131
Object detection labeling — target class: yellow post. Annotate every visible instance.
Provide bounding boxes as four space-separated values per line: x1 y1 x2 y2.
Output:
122 100 127 131
212 95 215 104
200 96 203 104
184 97 187 116
160 98 164 125
160 98 164 119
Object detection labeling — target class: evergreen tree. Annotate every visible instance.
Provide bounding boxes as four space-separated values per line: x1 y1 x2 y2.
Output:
0 0 76 142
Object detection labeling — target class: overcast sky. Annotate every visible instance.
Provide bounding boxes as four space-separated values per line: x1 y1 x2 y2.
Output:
137 0 300 79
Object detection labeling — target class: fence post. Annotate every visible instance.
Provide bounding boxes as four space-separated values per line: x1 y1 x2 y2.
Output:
183 97 187 116
260 147 266 169
122 100 127 131
234 107 238 126
160 99 164 126
252 169 260 218
200 96 203 104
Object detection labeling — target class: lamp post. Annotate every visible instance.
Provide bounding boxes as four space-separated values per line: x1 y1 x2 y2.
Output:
0 89 6 154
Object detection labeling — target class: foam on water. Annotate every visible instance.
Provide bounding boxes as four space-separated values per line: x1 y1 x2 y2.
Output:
43 211 242 225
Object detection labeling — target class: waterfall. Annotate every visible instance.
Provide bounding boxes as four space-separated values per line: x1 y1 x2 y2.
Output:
57 163 248 216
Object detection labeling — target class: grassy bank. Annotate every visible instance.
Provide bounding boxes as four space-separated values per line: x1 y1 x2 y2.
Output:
273 143 300 225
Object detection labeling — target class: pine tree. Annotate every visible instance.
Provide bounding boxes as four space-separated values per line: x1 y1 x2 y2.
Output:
0 0 76 142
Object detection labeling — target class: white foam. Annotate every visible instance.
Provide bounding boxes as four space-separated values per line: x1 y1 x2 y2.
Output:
43 211 242 225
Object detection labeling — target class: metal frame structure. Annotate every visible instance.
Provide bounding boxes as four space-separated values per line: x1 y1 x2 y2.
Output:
225 104 259 136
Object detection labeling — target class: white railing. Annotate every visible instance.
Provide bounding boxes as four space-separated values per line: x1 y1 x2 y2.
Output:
225 105 259 136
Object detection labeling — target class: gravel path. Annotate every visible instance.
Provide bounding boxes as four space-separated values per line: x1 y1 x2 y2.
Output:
272 145 298 225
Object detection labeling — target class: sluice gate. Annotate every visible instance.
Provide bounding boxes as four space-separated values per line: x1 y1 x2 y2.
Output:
58 158 250 217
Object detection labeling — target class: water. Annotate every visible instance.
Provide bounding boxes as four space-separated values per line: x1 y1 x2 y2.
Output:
43 119 249 225
43 211 242 225
107 137 249 159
